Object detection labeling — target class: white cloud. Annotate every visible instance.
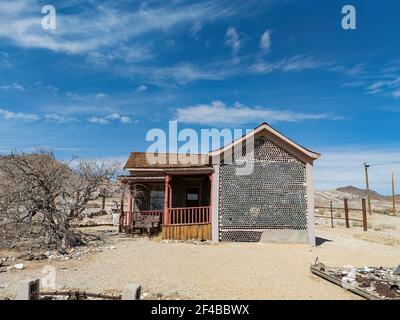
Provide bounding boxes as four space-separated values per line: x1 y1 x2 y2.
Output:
0 107 134 125
45 114 77 123
118 62 223 85
65 91 86 101
88 113 132 125
136 84 147 92
95 93 107 99
280 55 324 72
120 116 133 124
0 0 240 64
88 117 109 125
0 51 13 69
341 81 366 88
225 27 242 58
393 90 400 98
0 82 25 91
0 108 39 121
0 1 365 88
175 100 342 126
250 55 327 74
260 29 272 51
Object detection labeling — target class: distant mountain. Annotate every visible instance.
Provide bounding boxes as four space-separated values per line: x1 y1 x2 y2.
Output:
336 186 386 201
315 186 399 210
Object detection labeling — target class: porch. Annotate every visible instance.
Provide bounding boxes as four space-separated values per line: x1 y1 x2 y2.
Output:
118 172 213 241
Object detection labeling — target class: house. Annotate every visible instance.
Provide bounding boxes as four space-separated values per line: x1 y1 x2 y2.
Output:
118 123 320 245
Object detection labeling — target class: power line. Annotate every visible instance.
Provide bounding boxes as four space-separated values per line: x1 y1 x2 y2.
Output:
319 164 361 179
368 161 400 167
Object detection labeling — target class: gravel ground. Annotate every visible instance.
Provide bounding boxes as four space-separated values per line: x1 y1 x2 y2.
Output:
1 224 400 300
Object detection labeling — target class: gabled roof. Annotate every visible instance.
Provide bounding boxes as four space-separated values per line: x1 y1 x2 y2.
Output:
124 123 320 170
209 122 320 161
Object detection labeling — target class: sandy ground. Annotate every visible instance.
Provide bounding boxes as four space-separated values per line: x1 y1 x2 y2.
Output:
1 219 400 300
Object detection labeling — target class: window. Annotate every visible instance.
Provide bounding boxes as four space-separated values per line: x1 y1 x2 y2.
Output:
149 185 164 210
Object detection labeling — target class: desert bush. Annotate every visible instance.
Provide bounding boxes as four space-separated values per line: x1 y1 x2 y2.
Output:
0 149 120 252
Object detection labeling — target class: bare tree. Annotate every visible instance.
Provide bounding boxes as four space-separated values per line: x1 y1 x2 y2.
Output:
0 149 120 252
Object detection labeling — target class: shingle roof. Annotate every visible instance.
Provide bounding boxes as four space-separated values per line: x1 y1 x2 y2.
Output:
124 152 211 169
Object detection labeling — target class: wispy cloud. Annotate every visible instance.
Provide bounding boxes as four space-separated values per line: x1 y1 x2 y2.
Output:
225 27 243 59
0 1 362 87
88 113 133 125
259 29 272 51
0 82 26 91
0 51 13 69
250 55 328 74
44 114 77 123
336 61 400 100
341 80 366 88
366 77 400 96
0 0 242 65
175 100 344 126
117 62 224 85
0 108 133 125
0 108 39 121
95 93 107 99
136 84 147 92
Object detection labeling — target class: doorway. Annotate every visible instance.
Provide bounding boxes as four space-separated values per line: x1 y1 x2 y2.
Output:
185 186 200 207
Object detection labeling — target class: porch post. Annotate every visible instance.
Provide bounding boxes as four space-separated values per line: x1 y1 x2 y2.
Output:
119 184 125 233
163 175 170 225
131 185 136 226
168 176 173 209
128 190 133 228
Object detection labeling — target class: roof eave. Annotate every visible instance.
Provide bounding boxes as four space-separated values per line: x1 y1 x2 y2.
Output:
209 123 320 161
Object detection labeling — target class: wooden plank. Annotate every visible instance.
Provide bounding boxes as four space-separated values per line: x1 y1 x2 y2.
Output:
162 224 212 241
310 265 389 300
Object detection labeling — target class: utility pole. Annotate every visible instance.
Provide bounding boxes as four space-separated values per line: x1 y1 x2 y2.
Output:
392 172 396 215
364 162 372 215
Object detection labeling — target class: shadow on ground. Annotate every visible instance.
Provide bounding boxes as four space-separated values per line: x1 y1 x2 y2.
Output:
315 237 333 246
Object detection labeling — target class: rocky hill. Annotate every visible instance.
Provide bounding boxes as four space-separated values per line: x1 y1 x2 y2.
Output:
315 186 398 212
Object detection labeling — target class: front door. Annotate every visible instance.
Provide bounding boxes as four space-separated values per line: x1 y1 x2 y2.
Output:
186 186 200 207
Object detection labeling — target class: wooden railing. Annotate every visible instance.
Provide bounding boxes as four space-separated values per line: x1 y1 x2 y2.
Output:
168 206 210 225
120 210 163 228
120 207 210 229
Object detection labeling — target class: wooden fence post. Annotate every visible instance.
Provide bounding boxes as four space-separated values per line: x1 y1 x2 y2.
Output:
362 198 368 232
344 198 350 228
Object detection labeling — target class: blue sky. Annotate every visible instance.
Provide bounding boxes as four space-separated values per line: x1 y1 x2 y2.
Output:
1 0 400 193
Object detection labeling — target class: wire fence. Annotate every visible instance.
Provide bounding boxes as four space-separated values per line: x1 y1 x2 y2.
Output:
315 198 368 231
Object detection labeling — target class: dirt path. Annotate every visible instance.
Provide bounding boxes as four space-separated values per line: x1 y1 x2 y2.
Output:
1 225 400 300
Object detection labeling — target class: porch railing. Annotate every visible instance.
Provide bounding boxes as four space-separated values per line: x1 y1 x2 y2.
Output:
119 206 211 229
120 210 163 228
168 206 210 225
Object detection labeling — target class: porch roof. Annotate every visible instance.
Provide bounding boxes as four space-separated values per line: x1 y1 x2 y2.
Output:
124 152 211 170
118 167 214 183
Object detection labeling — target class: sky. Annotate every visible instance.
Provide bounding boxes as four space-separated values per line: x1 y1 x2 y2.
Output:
1 0 400 193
